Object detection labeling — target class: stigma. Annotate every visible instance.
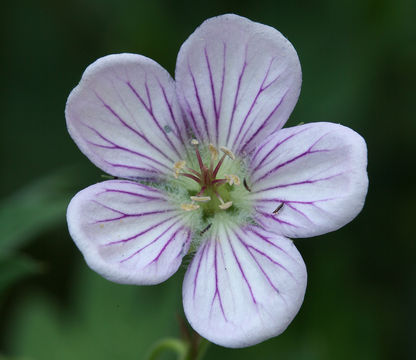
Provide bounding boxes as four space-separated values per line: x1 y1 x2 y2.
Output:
174 140 240 211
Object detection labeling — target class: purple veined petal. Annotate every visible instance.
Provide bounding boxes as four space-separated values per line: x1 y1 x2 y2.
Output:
67 180 191 285
248 122 368 238
66 54 188 180
182 223 307 348
175 14 301 154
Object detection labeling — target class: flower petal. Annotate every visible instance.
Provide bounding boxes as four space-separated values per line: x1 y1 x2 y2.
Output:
66 54 188 179
67 180 191 285
175 14 301 154
249 122 368 238
182 224 307 348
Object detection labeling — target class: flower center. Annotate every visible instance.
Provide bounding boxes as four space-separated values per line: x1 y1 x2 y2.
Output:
173 140 242 215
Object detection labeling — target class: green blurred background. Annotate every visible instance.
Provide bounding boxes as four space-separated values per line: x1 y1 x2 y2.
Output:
1 0 415 359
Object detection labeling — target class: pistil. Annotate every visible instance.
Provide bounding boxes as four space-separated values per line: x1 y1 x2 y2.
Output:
174 140 240 212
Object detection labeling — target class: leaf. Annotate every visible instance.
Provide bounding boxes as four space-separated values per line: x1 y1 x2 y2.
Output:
0 167 81 251
0 252 42 305
5 265 184 360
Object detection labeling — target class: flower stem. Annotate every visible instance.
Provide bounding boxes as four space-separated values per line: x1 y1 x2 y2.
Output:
194 337 210 360
145 337 211 360
146 336 210 360
145 338 189 360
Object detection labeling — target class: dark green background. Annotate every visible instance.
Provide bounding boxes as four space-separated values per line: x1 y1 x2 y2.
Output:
1 0 415 359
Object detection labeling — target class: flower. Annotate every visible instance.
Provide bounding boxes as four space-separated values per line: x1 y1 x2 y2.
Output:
65 14 368 348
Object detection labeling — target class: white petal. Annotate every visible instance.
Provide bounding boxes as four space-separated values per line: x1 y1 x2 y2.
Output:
249 122 368 238
175 14 301 153
183 224 307 348
67 180 191 285
66 54 188 179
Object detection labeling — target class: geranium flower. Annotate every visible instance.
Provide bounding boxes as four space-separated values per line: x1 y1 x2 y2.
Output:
65 14 368 348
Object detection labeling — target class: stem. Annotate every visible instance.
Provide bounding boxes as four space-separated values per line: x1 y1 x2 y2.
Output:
145 337 211 360
195 337 211 360
146 338 189 360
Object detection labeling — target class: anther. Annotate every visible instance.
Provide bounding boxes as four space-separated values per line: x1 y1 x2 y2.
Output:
220 146 235 160
219 201 233 210
191 139 199 145
181 203 200 211
209 144 218 160
225 174 240 186
173 160 186 178
190 196 211 202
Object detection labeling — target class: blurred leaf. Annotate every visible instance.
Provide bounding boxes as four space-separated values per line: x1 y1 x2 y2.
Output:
6 265 183 360
0 167 78 251
0 355 33 360
0 252 42 303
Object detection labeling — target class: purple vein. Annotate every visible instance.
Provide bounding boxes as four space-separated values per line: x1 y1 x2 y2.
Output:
204 46 218 144
106 215 178 246
188 62 210 141
244 227 297 263
217 42 226 145
225 229 257 304
95 209 174 224
238 90 289 153
244 236 296 283
156 79 187 148
147 227 187 265
254 146 331 183
257 211 298 228
256 197 333 205
226 48 248 145
94 92 174 163
193 240 209 300
99 188 164 201
256 173 343 193
285 203 314 224
233 57 279 148
251 128 309 172
102 160 159 174
234 230 281 294
82 123 171 171
183 95 203 140
211 240 227 322
119 219 181 263
126 81 182 158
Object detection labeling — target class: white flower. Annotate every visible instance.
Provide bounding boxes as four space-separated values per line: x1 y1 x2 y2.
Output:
65 14 368 348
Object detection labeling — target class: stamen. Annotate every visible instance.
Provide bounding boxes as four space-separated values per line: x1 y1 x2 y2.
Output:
225 174 241 186
181 203 200 211
173 160 186 178
212 153 226 178
186 167 201 177
209 144 219 161
178 173 200 183
191 139 204 172
219 201 233 210
214 191 233 210
220 146 235 160
190 196 211 202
